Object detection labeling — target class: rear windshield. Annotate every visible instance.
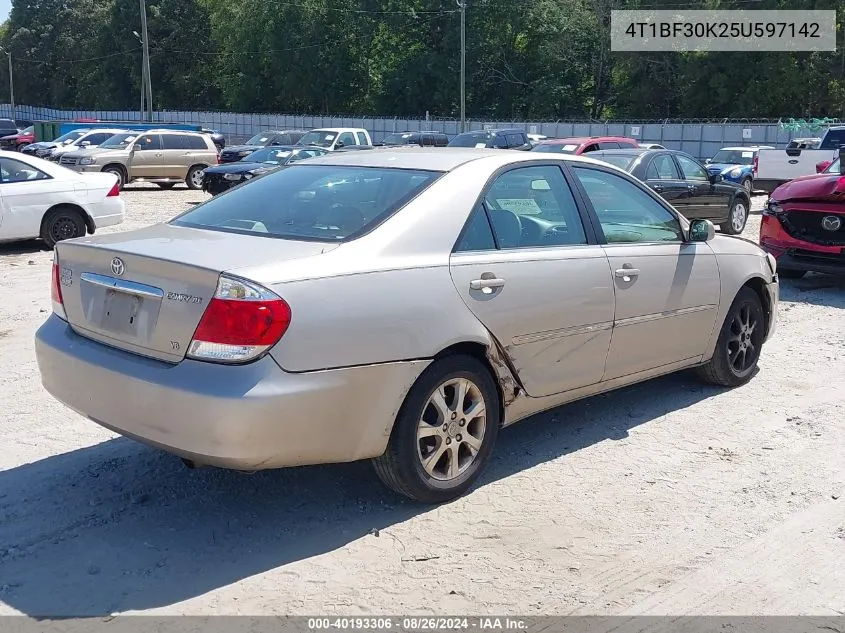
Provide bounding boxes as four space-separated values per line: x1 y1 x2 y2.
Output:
170 165 442 241
711 149 755 165
447 132 492 148
594 154 636 170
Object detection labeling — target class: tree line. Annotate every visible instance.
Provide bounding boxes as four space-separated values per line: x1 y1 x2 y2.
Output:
0 0 844 120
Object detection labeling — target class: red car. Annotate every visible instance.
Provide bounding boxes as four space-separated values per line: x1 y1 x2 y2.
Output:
760 158 845 278
530 135 638 155
0 125 34 151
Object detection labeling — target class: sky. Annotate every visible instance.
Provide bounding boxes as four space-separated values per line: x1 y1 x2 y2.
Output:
0 0 10 24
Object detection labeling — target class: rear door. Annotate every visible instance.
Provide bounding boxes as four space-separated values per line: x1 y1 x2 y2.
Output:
449 163 615 397
160 134 188 178
569 165 720 380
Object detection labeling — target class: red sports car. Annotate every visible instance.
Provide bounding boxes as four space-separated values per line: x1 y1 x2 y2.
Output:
760 158 845 278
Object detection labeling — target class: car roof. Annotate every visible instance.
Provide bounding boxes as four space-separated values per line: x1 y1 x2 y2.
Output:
298 146 611 171
588 148 650 156
537 136 635 144
718 145 773 151
82 128 131 134
144 129 206 136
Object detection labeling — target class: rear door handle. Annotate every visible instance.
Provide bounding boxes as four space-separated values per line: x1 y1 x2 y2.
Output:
615 268 640 281
470 277 506 292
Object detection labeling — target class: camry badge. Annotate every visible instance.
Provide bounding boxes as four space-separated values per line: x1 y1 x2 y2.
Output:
821 215 842 232
111 257 126 276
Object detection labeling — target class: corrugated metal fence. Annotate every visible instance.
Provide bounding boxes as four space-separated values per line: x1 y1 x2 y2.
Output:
1 104 835 160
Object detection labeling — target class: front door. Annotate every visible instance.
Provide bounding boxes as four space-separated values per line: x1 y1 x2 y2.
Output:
643 151 690 207
569 164 721 380
675 153 730 221
129 133 163 179
449 164 615 397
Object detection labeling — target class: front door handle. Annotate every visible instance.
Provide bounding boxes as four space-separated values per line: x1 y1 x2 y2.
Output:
470 277 506 293
652 184 663 193
615 268 640 282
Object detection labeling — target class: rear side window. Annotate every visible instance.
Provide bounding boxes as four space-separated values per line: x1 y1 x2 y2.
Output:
598 142 620 149
161 134 185 150
356 132 368 145
506 133 526 148
186 135 209 149
171 165 442 242
647 154 681 180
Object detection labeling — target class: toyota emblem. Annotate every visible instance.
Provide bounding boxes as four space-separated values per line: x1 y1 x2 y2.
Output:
821 215 842 232
111 257 126 276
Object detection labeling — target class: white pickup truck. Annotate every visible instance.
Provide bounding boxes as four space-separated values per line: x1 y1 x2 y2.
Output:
296 127 372 151
754 127 845 192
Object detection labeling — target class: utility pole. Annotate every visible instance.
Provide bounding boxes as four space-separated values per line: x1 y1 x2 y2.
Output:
0 47 14 122
458 0 466 132
132 31 146 121
139 0 153 122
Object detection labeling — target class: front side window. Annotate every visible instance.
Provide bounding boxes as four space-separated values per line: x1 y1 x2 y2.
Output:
336 132 356 147
135 134 161 151
171 165 442 242
0 157 49 183
297 130 337 148
483 165 587 248
676 154 709 181
572 166 683 243
647 154 681 180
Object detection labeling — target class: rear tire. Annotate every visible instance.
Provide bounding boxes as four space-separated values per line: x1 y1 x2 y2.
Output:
41 206 87 249
696 287 765 387
778 268 807 279
720 198 748 235
372 355 500 503
156 182 176 190
102 165 126 190
16 143 27 152
186 165 206 190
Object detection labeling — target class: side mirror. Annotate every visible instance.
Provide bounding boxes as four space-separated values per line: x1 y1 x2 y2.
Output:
80 140 91 147
335 140 345 148
704 158 711 164
689 218 715 242
709 173 723 184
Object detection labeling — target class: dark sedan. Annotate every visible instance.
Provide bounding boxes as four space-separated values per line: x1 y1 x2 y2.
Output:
589 148 752 234
219 129 308 163
201 145 328 195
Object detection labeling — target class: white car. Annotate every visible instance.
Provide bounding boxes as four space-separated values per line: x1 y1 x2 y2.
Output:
0 150 124 248
48 128 130 163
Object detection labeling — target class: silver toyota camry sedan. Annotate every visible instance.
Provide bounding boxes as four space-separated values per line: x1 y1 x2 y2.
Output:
35 148 779 503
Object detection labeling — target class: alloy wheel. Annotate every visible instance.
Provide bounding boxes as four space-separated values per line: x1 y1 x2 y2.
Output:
190 169 204 188
726 303 759 373
416 377 487 481
731 202 747 233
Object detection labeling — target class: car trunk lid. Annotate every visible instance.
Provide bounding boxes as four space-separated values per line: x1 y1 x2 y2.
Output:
55 223 337 362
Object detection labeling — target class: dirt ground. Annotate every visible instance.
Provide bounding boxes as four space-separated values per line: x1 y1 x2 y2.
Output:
0 186 843 617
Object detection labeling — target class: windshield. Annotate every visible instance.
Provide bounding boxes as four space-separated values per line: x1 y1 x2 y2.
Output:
711 149 755 165
245 132 278 145
447 132 492 148
296 130 338 148
595 154 636 170
382 133 413 145
99 133 138 149
53 130 88 144
243 147 294 164
21 126 33 134
171 165 442 241
824 158 840 173
530 142 579 154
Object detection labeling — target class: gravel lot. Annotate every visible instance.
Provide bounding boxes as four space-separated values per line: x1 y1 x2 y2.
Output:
0 186 843 617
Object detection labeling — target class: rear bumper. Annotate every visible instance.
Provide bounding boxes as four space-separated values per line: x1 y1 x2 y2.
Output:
89 198 125 230
35 314 429 470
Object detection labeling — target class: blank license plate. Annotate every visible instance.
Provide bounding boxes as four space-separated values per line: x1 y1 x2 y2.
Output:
101 289 143 336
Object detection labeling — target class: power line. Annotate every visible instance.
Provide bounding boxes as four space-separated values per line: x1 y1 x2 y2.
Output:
149 11 453 58
15 47 142 66
260 0 459 14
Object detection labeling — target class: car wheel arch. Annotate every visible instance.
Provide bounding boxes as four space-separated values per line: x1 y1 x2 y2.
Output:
41 202 95 235
741 276 774 336
703 273 773 362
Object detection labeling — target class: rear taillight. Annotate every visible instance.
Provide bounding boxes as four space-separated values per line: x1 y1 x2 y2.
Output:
753 155 758 175
51 251 67 321
106 181 120 197
187 274 291 364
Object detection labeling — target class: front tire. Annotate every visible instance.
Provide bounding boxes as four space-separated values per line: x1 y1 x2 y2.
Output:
186 165 206 190
372 355 500 503
41 206 87 249
741 177 753 194
102 165 126 190
720 198 748 235
696 287 765 387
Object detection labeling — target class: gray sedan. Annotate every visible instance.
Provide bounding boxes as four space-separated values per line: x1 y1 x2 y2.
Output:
35 149 779 503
